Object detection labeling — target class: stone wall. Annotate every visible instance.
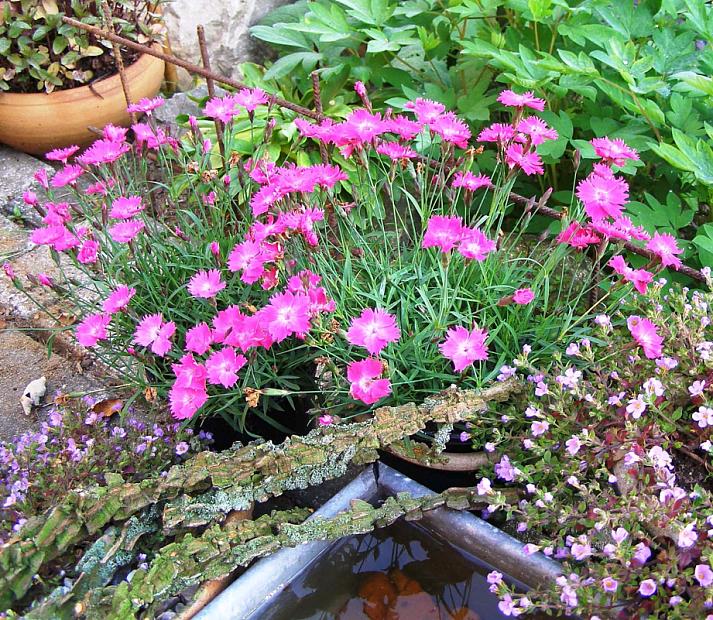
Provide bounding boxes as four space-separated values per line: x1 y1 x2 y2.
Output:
163 0 296 85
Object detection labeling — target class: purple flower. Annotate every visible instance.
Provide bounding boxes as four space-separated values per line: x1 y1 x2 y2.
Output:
638 579 657 597
494 455 517 482
695 564 713 587
175 441 189 456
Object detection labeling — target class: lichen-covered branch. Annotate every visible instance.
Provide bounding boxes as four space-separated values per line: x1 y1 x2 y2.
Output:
32 487 504 619
0 380 521 608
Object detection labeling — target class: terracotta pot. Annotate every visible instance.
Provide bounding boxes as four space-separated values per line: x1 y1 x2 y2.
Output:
0 45 164 156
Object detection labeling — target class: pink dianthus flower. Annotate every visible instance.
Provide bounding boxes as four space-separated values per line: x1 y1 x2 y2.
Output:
346 308 401 355
513 288 535 305
627 315 663 359
576 171 629 220
205 347 247 388
134 313 176 357
76 313 111 348
108 219 145 243
347 358 392 405
187 269 226 299
439 325 489 372
497 89 546 111
260 291 311 342
422 215 464 252
110 196 144 219
102 285 136 314
647 232 683 270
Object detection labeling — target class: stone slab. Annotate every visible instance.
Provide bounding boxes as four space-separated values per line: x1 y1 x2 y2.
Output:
0 327 101 443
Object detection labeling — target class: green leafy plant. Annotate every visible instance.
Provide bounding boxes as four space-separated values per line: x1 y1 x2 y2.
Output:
0 0 164 93
252 0 713 270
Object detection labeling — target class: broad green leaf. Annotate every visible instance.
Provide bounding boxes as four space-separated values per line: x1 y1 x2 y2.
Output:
673 71 713 97
264 51 322 80
249 24 312 49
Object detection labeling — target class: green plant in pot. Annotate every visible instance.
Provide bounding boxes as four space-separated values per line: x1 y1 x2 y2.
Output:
0 0 166 155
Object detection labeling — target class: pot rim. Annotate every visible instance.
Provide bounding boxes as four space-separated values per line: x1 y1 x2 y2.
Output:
0 42 164 105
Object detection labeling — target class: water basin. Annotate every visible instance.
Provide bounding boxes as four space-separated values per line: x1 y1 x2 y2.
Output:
249 521 515 620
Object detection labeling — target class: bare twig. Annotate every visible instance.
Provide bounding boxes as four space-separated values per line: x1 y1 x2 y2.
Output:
61 16 323 121
99 1 136 123
311 71 329 164
197 25 225 161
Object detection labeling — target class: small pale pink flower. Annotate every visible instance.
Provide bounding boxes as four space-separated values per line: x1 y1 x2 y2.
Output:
695 564 713 587
346 308 401 355
439 325 489 372
638 579 657 597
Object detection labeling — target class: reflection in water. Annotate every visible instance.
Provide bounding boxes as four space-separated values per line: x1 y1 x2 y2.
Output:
250 521 515 620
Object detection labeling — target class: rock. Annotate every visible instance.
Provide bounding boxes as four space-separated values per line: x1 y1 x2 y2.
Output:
20 376 46 415
163 0 295 80
0 146 52 225
0 329 101 442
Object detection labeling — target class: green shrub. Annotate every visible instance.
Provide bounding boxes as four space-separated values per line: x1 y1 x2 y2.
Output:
253 0 713 271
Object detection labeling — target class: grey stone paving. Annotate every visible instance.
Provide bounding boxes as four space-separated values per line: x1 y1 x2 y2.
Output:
0 150 105 444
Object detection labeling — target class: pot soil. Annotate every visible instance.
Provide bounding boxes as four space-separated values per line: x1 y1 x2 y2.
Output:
0 45 165 156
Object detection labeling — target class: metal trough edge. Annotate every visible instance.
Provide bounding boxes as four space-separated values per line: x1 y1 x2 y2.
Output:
195 463 561 619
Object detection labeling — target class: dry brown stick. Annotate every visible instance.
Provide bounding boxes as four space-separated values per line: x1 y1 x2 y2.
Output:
100 1 136 124
311 71 329 164
196 25 225 161
505 184 706 283
61 16 323 121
